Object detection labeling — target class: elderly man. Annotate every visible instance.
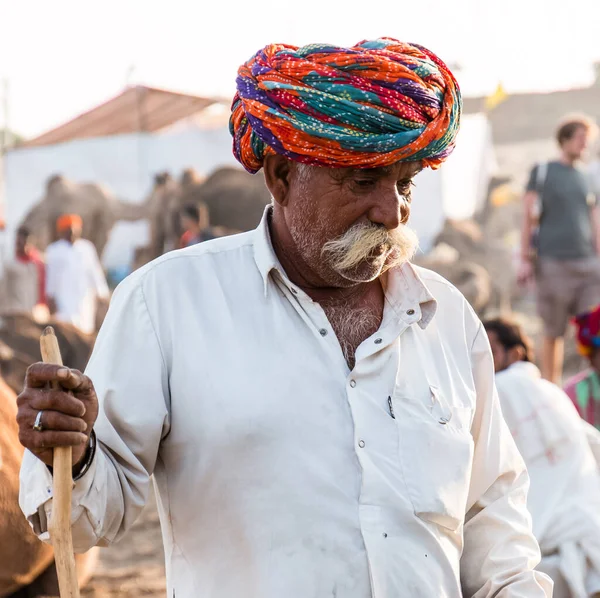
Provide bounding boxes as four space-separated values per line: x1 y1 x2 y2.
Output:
17 39 551 597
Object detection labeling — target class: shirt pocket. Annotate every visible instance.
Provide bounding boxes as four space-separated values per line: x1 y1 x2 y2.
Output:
392 386 474 532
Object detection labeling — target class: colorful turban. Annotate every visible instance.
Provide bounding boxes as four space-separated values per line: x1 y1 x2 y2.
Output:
56 213 82 233
230 38 461 174
574 305 600 356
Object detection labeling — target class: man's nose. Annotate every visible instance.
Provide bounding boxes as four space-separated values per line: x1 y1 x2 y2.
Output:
367 188 407 230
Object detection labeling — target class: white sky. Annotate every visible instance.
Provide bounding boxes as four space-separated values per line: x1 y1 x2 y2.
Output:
1 0 599 138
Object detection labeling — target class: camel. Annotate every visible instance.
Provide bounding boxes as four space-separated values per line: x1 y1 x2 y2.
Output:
180 166 271 233
143 172 200 260
20 174 149 258
0 315 95 396
144 167 270 260
0 375 98 597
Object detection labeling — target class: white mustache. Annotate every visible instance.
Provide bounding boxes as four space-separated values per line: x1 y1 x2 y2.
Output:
321 221 419 273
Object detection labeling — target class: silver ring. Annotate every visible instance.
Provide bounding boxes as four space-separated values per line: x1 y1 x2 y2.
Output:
33 410 44 432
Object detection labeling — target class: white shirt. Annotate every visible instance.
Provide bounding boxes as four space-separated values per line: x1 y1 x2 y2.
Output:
21 211 552 598
45 239 109 334
496 361 600 597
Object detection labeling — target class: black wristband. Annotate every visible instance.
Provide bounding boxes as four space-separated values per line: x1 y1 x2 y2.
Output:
47 430 97 481
73 429 97 481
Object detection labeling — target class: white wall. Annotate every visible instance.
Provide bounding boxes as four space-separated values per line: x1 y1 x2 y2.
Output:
4 114 495 267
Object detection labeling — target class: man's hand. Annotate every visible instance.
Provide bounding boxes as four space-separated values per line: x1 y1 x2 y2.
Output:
17 364 99 469
516 258 534 287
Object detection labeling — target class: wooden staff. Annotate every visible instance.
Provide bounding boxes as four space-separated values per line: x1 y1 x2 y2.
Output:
40 326 80 598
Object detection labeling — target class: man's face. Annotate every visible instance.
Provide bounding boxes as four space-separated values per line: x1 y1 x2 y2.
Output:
181 214 198 233
562 126 589 160
274 160 421 287
61 224 81 243
486 330 510 373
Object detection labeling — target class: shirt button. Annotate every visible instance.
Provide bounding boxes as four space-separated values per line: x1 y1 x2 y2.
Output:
374 338 382 344
439 417 449 425
290 287 298 295
358 440 365 448
406 309 415 316
382 532 388 538
349 379 356 388
319 328 328 336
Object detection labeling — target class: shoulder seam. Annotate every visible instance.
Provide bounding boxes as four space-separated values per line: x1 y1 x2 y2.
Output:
133 238 255 282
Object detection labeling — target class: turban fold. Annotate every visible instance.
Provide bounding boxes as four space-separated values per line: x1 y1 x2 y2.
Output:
574 305 600 356
230 37 461 174
56 214 82 233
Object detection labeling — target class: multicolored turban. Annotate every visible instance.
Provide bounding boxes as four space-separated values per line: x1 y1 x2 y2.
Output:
56 213 82 233
230 38 461 174
574 305 600 356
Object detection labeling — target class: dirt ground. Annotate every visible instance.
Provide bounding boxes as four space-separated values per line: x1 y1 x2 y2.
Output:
80 492 166 597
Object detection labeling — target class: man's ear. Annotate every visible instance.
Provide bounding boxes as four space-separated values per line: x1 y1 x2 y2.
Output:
263 155 293 207
507 345 526 365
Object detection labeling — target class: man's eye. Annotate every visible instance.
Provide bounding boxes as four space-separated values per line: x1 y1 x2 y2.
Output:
354 179 377 188
397 181 415 197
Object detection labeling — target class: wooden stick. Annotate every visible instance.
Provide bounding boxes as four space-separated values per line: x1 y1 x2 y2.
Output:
40 326 80 598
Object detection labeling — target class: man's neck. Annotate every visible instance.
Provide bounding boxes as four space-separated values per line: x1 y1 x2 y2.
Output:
559 152 577 167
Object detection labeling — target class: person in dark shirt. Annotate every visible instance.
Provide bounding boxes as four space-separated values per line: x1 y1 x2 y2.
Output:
519 115 600 383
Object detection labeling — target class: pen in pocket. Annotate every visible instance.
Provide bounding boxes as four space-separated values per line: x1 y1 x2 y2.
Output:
387 396 395 419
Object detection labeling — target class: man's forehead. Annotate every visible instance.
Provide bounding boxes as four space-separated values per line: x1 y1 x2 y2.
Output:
333 162 423 179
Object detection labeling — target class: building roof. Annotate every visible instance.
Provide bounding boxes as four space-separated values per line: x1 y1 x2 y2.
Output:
22 85 226 148
463 85 600 145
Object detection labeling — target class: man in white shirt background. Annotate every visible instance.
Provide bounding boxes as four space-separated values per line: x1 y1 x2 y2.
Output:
485 317 600 597
17 39 551 597
45 213 109 335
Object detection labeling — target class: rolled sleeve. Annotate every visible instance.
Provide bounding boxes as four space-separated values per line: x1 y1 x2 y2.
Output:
19 446 101 548
461 324 553 597
19 270 170 552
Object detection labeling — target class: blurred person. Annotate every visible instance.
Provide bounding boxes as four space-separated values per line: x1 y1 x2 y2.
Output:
485 317 600 598
178 202 212 248
18 40 551 597
45 214 109 335
565 305 600 430
14 226 46 307
518 115 600 384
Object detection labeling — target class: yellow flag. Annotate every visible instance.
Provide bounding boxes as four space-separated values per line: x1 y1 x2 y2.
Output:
485 82 507 112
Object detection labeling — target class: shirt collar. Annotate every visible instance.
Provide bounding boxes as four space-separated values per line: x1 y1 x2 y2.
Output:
252 206 437 328
253 206 286 296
